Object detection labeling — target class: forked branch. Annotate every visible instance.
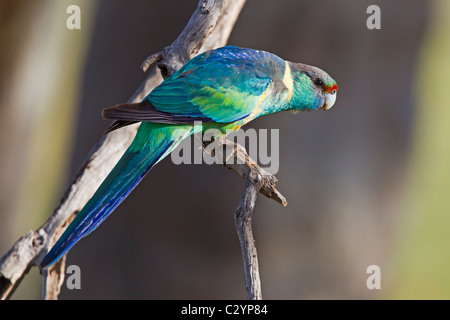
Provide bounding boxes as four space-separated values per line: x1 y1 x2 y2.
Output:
0 0 286 300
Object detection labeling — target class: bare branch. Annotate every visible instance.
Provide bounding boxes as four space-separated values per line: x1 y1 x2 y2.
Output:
0 0 248 300
0 0 287 300
0 230 44 299
203 137 287 206
41 212 77 299
202 137 286 300
41 257 66 300
235 170 263 300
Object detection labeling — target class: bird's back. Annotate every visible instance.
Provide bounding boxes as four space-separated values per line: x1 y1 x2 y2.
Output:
148 46 290 123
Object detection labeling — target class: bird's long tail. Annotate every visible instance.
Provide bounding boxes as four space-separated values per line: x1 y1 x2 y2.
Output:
41 122 193 269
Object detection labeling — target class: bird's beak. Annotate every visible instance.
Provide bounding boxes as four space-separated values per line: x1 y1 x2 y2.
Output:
323 92 337 111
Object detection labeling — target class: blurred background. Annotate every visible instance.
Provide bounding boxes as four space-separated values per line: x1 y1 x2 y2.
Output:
1 0 449 299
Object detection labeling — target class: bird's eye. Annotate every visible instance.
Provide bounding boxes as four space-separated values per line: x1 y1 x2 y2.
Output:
331 89 337 95
314 78 324 87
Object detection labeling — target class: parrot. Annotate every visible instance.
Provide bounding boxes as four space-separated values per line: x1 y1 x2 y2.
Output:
40 46 338 269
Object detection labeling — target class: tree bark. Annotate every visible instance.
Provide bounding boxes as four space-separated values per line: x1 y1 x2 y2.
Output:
0 0 287 300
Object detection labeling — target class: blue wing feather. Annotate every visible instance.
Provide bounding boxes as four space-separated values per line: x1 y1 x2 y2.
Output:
42 46 290 268
41 123 178 269
148 46 285 123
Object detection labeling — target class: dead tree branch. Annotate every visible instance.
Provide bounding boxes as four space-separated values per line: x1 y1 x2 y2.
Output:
0 0 287 300
235 170 263 300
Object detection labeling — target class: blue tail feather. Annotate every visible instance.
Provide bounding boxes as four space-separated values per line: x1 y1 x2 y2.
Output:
40 135 174 269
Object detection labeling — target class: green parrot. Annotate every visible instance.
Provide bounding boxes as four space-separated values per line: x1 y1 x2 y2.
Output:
41 46 338 269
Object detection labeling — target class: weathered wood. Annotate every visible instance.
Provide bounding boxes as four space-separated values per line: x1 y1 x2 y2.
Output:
41 212 76 300
235 170 263 300
0 0 287 300
0 230 44 299
202 137 285 300
0 0 249 300
203 137 287 207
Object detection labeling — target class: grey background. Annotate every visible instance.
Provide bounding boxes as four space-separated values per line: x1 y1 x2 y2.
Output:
4 0 430 299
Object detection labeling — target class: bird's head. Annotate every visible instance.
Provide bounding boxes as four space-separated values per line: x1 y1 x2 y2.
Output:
288 62 338 111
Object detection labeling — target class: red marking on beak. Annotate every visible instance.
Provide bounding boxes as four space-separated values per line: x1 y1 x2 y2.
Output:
326 84 339 93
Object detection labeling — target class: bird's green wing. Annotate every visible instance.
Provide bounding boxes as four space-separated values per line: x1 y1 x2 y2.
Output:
102 47 285 127
148 47 280 123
